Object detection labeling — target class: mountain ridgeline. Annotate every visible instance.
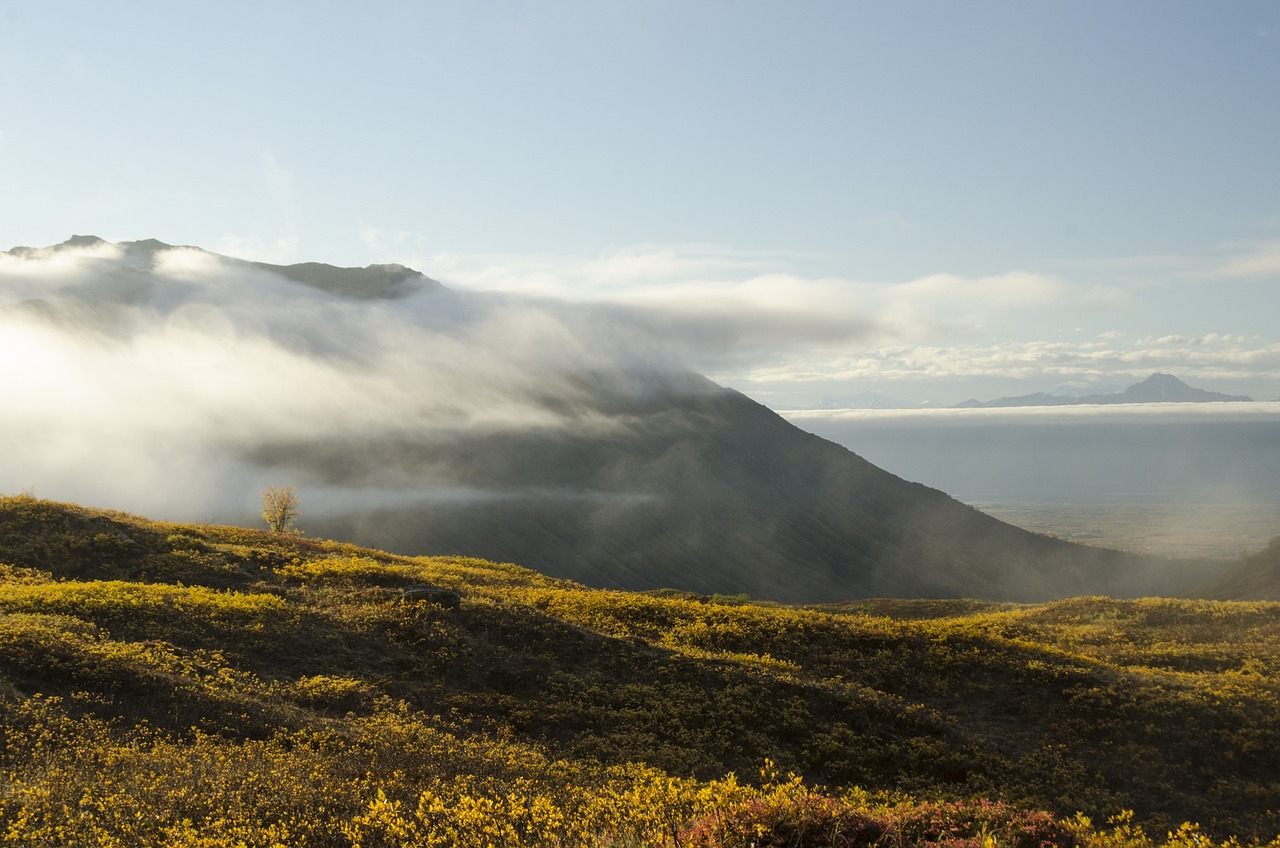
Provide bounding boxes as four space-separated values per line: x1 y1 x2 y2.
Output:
953 373 1254 408
2 237 1222 603
289 377 1217 603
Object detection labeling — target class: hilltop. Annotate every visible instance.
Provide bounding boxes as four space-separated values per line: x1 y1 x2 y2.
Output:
0 237 1221 603
954 373 1253 408
0 495 1278 844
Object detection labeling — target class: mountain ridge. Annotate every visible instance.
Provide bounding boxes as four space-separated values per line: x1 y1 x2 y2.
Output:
954 373 1253 408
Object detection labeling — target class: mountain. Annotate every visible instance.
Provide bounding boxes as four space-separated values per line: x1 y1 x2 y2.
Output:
954 373 1254 408
295 378 1217 602
0 496 1277 840
1189 536 1280 601
0 237 1220 603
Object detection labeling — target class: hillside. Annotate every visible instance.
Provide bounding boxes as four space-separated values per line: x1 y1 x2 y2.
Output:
1 496 1278 844
954 373 1253 408
295 372 1222 603
1190 536 1280 601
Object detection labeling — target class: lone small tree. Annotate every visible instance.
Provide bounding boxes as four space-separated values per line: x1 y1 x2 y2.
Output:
261 485 300 534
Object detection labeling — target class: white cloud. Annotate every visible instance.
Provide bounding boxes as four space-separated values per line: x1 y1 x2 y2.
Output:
733 333 1280 389
785 400 1280 423
0 240 694 518
2 234 1276 520
1211 240 1280 279
422 244 1132 373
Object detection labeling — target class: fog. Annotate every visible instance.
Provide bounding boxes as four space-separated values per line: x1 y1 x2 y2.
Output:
784 404 1280 556
0 238 708 521
6 237 1277 574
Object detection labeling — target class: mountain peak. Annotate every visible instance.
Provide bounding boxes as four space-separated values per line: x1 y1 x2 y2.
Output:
250 259 439 300
953 373 1253 408
63 234 110 249
1118 373 1251 404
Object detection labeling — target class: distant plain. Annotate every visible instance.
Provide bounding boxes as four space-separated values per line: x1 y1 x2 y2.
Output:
784 402 1280 561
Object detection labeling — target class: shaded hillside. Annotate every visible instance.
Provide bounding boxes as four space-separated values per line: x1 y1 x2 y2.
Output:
284 374 1217 603
1190 536 1280 600
0 497 1277 842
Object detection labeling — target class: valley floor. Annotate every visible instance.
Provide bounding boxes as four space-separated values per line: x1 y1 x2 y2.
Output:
971 498 1280 559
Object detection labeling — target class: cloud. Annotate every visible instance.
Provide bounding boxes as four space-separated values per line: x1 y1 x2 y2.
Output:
737 332 1280 388
5 237 1269 522
1210 240 1280 279
784 400 1280 425
422 244 1128 372
0 239 700 519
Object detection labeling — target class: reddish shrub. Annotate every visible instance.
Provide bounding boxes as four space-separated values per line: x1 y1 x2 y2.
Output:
888 799 1079 848
681 789 895 848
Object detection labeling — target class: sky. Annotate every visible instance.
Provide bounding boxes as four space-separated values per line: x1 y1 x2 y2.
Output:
2 1 1279 407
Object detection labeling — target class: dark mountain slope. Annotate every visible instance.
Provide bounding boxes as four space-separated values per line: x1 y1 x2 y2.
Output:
278 374 1215 603
1190 536 1280 601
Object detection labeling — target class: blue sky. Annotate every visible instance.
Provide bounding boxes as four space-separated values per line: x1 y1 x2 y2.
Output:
2 1 1278 406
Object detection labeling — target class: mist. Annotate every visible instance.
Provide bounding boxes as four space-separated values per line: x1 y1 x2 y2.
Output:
0 237 713 523
784 404 1280 557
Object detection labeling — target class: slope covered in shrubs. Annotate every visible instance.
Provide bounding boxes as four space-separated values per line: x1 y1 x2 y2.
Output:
0 495 1278 846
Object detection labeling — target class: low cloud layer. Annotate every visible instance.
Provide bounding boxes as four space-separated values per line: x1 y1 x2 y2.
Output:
743 336 1280 387
0 239 701 519
4 236 1277 525
423 245 1132 371
416 242 1280 405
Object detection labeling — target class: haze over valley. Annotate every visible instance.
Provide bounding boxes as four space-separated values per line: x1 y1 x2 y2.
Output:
785 401 1280 559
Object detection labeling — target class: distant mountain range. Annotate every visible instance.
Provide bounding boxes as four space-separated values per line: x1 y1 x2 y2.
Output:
0 237 1224 603
953 373 1253 408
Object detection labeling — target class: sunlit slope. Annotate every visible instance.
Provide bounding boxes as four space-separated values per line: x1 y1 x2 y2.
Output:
289 377 1216 602
1 496 1278 839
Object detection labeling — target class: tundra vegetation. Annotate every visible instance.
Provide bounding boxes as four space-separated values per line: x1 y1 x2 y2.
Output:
0 495 1278 847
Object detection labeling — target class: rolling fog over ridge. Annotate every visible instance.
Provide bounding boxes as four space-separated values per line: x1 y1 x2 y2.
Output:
0 236 1227 603
0 236 711 520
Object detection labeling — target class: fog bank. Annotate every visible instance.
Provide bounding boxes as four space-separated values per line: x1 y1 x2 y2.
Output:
0 238 702 521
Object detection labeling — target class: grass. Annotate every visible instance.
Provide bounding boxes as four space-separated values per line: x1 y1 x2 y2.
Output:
1 495 1278 846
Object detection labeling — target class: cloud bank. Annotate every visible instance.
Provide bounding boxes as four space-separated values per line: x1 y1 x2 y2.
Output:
415 242 1279 404
423 244 1133 370
0 238 700 520
4 236 1276 523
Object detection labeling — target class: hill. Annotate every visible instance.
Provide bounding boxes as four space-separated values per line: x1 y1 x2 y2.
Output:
954 373 1253 408
0 237 1221 603
298 375 1219 602
1189 536 1280 601
0 496 1278 844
